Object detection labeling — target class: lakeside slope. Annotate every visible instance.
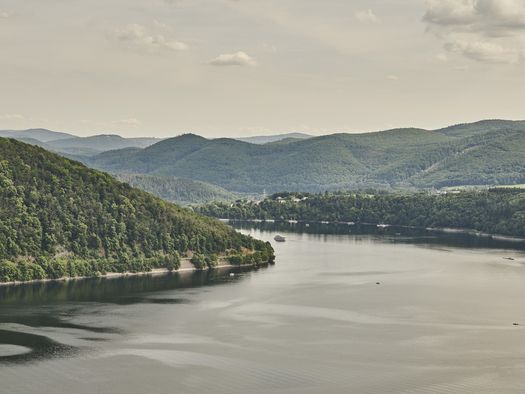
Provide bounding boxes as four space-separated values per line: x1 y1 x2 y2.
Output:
0 138 274 283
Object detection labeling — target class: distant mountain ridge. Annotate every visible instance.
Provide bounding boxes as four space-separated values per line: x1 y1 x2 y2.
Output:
84 119 525 193
0 128 74 142
236 132 313 144
0 129 162 156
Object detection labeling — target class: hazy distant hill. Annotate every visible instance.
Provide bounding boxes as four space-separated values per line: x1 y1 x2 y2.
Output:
0 128 74 142
236 132 312 144
0 129 162 156
86 120 525 193
48 134 162 155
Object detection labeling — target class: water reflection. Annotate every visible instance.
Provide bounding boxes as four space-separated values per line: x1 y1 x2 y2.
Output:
3 224 525 392
0 267 263 365
0 329 77 364
231 220 525 251
0 267 257 306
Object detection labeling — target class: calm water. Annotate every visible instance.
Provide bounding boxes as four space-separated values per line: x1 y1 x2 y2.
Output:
2 224 525 393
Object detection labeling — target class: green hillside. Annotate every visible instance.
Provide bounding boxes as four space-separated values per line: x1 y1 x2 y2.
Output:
116 174 238 205
0 138 273 282
86 120 525 193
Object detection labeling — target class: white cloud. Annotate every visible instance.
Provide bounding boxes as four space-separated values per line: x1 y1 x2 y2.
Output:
116 24 188 51
355 9 380 24
0 11 9 18
0 113 24 121
208 51 257 67
423 0 477 26
423 0 525 63
445 39 520 63
387 75 400 81
424 0 525 31
113 118 141 127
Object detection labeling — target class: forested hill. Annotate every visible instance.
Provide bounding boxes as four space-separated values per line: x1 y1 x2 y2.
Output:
116 174 238 205
86 119 525 193
196 190 525 238
0 138 273 282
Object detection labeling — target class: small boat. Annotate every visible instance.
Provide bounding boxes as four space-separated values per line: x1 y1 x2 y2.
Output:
320 221 330 224
274 235 286 242
288 220 298 224
305 223 310 227
377 224 390 229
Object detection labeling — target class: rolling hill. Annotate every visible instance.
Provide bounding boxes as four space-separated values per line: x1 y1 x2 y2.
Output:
86 120 525 193
116 174 238 205
0 138 273 282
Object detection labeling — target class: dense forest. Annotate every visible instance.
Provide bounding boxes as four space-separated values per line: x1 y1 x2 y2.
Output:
0 138 273 283
116 174 238 205
84 120 525 193
196 189 525 238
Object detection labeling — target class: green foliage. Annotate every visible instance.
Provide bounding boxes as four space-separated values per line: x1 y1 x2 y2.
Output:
116 174 237 205
228 255 243 265
0 138 273 282
190 253 218 269
0 261 21 282
190 253 207 269
198 189 525 238
162 253 181 272
87 120 525 193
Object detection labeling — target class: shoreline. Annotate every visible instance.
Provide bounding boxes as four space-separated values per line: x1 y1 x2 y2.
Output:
225 218 525 243
0 262 265 288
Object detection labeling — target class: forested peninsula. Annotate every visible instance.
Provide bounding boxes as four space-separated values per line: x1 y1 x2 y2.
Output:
196 190 525 238
0 138 274 283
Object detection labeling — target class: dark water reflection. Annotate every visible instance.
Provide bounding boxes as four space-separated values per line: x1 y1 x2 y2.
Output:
2 224 525 393
231 220 525 251
0 268 252 306
0 267 260 365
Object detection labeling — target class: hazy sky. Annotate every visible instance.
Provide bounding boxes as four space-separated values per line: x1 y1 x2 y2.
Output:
1 0 525 138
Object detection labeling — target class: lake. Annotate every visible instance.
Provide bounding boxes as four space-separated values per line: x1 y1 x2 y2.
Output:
2 223 525 393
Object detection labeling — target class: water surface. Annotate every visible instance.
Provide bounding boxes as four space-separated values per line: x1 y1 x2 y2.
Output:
1 224 525 393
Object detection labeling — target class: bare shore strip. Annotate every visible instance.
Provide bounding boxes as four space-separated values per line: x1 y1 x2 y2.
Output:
0 258 264 288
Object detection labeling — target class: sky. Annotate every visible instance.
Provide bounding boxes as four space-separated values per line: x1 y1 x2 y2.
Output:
1 0 525 138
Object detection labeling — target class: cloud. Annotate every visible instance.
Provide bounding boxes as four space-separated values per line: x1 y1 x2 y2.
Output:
354 9 380 24
208 51 257 67
423 0 477 26
423 0 525 63
116 24 188 51
387 75 400 81
0 11 9 18
0 113 24 121
424 0 525 32
445 39 520 63
112 118 141 127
